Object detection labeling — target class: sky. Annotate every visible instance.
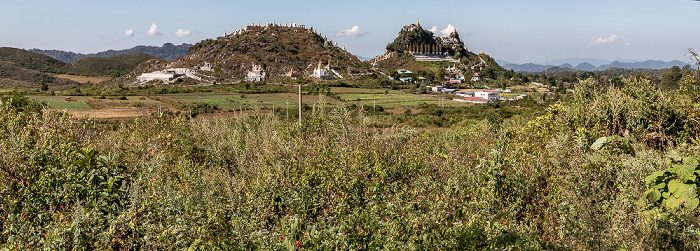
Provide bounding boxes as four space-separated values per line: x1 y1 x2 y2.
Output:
2 0 699 65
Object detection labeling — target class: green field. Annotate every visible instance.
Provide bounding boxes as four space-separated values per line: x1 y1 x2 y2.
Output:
332 87 469 109
26 87 521 117
163 93 254 110
29 95 92 110
164 92 344 110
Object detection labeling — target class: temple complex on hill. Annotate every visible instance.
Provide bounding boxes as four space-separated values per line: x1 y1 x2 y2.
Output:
394 19 468 57
245 64 265 82
311 61 334 79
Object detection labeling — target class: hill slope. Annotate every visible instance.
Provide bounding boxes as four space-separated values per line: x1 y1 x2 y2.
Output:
66 53 163 77
0 61 76 88
0 47 67 73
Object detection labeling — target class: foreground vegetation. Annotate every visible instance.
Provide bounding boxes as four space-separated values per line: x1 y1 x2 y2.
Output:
1 73 700 250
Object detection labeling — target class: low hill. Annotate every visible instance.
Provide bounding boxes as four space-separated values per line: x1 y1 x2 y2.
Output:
0 61 76 88
29 43 192 62
112 24 370 86
66 53 163 77
0 47 67 73
0 48 159 87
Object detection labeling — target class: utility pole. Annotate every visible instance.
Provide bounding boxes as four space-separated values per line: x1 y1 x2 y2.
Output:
373 97 376 112
286 100 289 120
298 84 302 125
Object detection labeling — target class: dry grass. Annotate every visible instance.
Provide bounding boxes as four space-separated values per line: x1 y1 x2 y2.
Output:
67 108 149 120
54 74 111 84
509 83 550 93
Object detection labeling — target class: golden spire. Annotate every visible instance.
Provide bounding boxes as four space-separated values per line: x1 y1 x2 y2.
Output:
416 19 420 26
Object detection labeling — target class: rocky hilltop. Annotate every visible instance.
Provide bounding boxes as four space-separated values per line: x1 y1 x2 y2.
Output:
378 20 504 77
385 19 467 58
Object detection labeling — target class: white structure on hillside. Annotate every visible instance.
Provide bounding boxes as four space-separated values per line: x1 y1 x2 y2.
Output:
137 68 201 84
311 61 334 79
474 90 500 102
245 64 266 82
138 72 177 83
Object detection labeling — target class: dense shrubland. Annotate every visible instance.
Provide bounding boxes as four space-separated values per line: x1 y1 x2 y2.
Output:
1 74 699 249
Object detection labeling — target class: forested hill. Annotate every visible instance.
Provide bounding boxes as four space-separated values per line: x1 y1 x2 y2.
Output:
29 43 191 62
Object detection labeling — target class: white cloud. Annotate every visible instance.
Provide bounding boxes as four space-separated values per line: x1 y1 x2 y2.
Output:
124 29 134 38
174 29 192 37
625 43 631 47
336 25 367 38
429 26 438 33
587 34 619 46
145 23 161 36
440 24 457 37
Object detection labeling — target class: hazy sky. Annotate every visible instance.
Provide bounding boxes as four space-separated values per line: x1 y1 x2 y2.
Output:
2 0 699 64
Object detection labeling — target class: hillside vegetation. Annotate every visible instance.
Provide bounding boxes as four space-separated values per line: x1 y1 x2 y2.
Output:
0 47 67 73
0 48 163 87
67 53 163 77
0 61 76 88
1 68 699 249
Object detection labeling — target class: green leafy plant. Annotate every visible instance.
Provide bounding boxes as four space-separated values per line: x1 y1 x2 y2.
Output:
642 150 700 211
590 135 636 156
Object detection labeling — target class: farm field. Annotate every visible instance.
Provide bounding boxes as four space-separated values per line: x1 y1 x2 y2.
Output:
29 95 169 119
54 74 111 84
26 87 465 119
332 87 467 109
28 95 92 110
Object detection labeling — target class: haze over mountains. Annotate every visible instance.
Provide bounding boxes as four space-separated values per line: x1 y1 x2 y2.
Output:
499 58 691 72
29 43 191 63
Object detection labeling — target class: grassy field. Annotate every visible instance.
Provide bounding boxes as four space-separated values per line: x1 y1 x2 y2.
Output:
28 95 92 110
26 86 527 119
164 92 344 111
333 87 470 109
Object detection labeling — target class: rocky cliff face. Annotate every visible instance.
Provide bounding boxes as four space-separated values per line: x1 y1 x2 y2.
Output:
385 22 466 58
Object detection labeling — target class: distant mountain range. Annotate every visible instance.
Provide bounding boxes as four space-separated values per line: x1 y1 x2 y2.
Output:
29 43 191 63
498 58 691 72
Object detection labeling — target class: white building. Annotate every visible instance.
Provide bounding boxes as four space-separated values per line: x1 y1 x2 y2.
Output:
474 90 500 102
245 64 265 82
455 91 474 97
137 72 177 83
137 68 200 84
311 61 334 79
